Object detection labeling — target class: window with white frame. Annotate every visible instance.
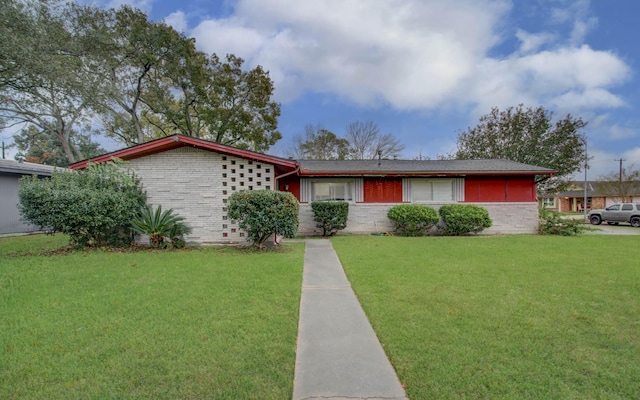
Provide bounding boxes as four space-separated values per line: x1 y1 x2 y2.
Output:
542 197 555 207
312 180 354 201
410 179 454 202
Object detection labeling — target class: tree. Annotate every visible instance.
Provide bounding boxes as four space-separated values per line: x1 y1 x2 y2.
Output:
290 124 350 160
454 105 587 193
0 1 107 164
14 125 104 167
2 1 283 159
594 165 640 203
93 6 191 146
143 53 282 152
346 121 405 159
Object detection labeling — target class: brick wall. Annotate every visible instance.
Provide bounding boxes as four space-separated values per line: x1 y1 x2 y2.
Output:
128 147 274 244
298 202 540 235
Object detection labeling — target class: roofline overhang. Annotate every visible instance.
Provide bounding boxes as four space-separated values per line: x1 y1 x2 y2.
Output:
298 170 555 177
69 135 298 173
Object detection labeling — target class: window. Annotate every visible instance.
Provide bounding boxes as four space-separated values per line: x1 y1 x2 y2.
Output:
607 204 620 211
411 179 454 202
312 181 354 201
542 197 555 207
622 204 633 211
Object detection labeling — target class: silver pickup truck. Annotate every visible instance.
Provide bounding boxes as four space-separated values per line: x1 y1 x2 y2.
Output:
588 203 640 227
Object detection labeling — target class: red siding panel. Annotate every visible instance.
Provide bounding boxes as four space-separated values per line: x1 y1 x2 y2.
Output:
465 176 537 202
278 177 300 200
363 178 402 203
465 177 506 202
506 177 536 201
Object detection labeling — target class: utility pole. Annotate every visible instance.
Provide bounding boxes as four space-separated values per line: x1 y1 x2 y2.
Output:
614 158 626 182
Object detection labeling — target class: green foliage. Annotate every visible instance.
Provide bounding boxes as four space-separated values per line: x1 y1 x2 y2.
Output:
227 190 299 248
131 205 192 248
437 204 492 236
311 201 349 236
18 161 146 247
387 204 439 236
14 125 104 167
538 206 586 236
455 104 588 194
2 1 282 160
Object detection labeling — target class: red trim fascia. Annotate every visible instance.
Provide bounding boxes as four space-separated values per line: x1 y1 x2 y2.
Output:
298 170 554 177
70 135 298 171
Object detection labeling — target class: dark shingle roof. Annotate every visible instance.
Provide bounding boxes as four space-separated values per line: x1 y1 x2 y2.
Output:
298 159 555 176
0 159 62 176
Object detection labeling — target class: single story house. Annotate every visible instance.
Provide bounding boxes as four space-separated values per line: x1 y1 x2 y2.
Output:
71 135 555 243
542 181 640 212
0 158 59 234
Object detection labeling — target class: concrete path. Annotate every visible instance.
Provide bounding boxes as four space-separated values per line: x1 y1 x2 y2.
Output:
292 239 408 400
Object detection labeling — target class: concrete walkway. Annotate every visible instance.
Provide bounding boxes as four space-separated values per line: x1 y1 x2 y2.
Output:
292 239 408 400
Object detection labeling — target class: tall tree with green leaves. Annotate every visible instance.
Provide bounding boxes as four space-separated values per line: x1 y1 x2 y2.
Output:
93 6 191 146
144 53 282 152
454 104 587 193
2 1 283 158
0 1 106 164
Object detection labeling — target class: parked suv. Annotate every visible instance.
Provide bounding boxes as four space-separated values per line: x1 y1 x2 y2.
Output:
588 203 640 227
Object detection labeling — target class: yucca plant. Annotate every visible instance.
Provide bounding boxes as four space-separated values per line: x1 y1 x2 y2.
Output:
131 205 192 248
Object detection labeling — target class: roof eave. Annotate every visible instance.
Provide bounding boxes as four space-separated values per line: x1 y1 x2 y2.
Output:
70 135 298 171
298 170 555 177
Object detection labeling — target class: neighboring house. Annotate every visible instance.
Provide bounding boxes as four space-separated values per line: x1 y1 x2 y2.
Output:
71 135 554 243
0 159 59 234
542 181 640 212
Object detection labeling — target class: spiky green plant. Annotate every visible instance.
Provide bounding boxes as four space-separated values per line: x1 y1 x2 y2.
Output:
131 205 192 248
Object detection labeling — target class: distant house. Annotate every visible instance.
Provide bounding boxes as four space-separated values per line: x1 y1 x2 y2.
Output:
542 181 640 212
0 159 59 234
71 135 555 243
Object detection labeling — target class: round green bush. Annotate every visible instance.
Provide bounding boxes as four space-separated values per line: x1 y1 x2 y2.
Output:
438 204 492 236
18 161 146 248
311 201 349 236
227 190 299 248
387 204 439 236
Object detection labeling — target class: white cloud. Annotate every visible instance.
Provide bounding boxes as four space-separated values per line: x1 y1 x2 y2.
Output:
178 0 629 117
164 11 187 33
516 29 555 54
609 125 638 140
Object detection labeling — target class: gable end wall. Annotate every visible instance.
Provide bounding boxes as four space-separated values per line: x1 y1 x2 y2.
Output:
128 147 275 243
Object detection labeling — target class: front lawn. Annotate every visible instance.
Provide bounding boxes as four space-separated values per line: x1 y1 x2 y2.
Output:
0 235 304 399
332 235 640 400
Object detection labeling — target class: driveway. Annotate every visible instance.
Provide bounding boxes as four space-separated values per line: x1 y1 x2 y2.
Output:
584 223 640 235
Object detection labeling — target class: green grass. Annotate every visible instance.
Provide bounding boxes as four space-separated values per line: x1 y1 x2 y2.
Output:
331 235 640 400
0 235 304 399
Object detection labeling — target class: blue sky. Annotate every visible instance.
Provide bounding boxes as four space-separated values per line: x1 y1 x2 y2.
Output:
5 0 639 179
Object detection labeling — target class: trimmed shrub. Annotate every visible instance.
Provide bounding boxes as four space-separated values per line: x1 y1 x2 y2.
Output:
131 205 192 248
227 190 299 248
18 161 146 248
438 204 492 236
311 201 349 236
538 206 586 236
387 204 439 236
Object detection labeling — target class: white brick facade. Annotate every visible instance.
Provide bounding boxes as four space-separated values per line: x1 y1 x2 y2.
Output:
298 202 540 235
128 147 275 244
126 148 539 242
